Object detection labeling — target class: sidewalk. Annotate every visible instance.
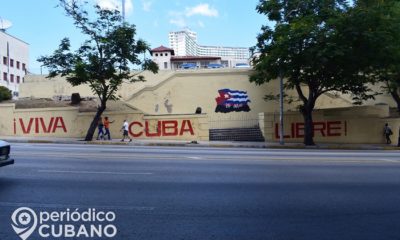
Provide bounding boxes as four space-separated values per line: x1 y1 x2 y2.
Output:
1 136 400 150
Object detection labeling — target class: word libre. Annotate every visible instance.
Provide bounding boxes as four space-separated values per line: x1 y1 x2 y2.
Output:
275 121 347 139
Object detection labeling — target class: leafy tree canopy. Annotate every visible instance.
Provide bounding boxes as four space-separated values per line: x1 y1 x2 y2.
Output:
0 86 12 102
251 0 376 145
38 0 158 141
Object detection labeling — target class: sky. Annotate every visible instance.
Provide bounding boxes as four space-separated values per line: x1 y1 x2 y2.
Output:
0 0 267 74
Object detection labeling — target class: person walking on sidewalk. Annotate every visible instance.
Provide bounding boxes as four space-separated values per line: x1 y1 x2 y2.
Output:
103 116 114 140
383 123 393 144
121 120 132 142
96 117 105 140
398 126 400 147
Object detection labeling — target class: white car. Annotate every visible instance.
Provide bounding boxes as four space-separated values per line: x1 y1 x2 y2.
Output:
0 140 14 167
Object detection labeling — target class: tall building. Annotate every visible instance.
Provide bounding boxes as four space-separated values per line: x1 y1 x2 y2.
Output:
0 30 29 98
168 28 250 68
169 28 198 56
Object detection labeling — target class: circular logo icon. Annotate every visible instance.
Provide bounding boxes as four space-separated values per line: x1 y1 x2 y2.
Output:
11 207 38 240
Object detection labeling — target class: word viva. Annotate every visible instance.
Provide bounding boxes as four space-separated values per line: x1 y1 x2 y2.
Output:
14 117 67 134
275 121 347 139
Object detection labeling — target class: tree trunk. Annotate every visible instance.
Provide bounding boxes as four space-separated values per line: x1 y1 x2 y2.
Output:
389 88 400 112
301 106 315 146
84 103 106 141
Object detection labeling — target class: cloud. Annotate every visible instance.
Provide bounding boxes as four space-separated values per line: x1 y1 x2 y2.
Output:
168 11 187 28
198 20 205 28
169 18 186 28
96 0 133 15
142 0 152 12
185 4 218 17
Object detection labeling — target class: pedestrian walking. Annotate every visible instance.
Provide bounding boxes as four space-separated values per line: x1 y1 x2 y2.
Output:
383 123 393 144
96 117 105 140
398 126 400 147
103 116 114 140
121 120 132 142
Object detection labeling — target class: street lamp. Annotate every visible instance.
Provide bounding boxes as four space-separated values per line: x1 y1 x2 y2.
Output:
121 0 125 22
277 7 301 146
279 71 284 145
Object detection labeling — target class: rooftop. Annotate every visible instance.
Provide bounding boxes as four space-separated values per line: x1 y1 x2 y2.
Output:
150 45 175 55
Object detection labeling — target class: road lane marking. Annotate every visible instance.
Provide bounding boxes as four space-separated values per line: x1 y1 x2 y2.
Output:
38 170 153 175
380 159 400 163
0 202 155 211
13 152 400 164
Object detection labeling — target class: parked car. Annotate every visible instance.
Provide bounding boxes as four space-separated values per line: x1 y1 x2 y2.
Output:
234 63 251 69
0 140 14 167
180 63 197 69
206 63 223 69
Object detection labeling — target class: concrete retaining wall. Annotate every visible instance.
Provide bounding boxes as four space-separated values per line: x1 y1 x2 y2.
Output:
259 105 400 144
0 104 209 141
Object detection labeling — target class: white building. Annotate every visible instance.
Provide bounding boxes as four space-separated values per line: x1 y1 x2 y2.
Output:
168 29 250 68
0 30 29 98
151 45 223 70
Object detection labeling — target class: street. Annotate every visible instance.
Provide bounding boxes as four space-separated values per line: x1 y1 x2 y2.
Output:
1 143 400 240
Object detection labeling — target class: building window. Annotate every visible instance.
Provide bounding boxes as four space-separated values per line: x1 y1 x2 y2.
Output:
22 63 26 71
3 72 7 81
165 53 168 56
164 62 168 69
155 53 158 57
17 76 20 84
160 53 163 57
10 74 14 83
17 61 20 69
22 77 24 83
3 57 7 65
10 59 14 67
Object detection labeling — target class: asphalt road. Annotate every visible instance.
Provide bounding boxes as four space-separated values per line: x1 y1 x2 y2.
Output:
1 143 400 240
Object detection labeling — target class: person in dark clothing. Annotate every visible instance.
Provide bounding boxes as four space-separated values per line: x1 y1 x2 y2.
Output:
97 117 105 140
383 123 393 144
398 126 400 147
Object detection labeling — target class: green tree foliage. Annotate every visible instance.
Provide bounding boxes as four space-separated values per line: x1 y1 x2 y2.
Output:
38 0 158 141
251 0 375 145
0 86 12 102
349 0 400 111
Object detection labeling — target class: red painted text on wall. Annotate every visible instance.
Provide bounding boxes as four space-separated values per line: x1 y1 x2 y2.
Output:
14 117 67 134
275 121 347 139
129 120 194 137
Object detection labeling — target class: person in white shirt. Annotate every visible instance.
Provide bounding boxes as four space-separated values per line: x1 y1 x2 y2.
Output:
121 120 132 142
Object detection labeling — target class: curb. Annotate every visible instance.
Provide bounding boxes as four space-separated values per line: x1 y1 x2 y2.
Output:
2 137 400 150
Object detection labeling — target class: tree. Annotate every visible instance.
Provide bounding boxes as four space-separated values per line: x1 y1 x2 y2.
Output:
0 86 12 102
349 0 400 112
38 0 158 141
250 0 375 145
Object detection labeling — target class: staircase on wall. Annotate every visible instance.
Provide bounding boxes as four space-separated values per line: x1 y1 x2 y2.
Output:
209 127 265 142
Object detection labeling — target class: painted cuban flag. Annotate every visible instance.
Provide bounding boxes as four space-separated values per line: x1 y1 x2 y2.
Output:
215 89 251 113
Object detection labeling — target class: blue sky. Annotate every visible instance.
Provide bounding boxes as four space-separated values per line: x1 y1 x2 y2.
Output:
1 0 267 73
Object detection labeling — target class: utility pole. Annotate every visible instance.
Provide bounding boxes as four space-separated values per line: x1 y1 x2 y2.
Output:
279 72 284 145
121 0 125 22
